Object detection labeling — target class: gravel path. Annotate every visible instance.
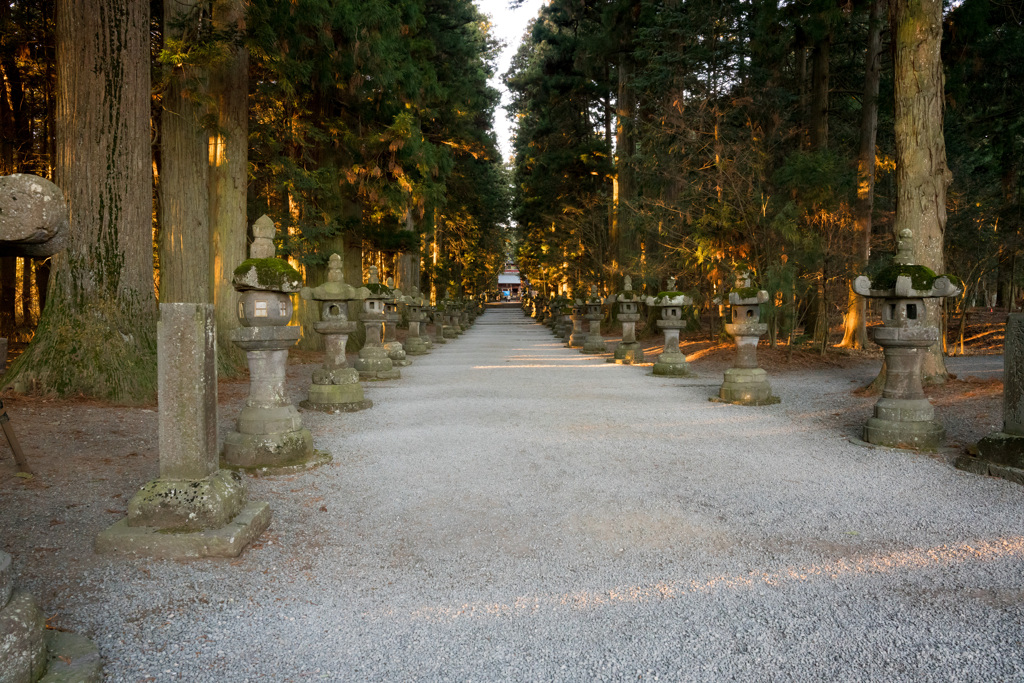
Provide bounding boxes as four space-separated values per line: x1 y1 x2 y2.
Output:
9 304 1024 681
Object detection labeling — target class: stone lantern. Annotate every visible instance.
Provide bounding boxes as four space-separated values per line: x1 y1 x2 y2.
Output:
440 290 460 339
567 296 586 348
716 269 777 405
852 229 960 449
429 302 447 345
581 285 607 354
646 277 693 376
403 287 431 355
353 266 400 380
609 276 644 364
298 253 373 413
223 215 321 470
383 277 412 367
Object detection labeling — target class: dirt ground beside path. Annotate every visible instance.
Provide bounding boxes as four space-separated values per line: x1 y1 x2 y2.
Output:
0 318 1009 635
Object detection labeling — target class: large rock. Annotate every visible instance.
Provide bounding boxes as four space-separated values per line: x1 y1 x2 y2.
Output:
0 174 68 257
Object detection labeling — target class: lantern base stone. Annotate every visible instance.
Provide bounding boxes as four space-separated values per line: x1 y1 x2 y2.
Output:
716 367 778 405
126 469 246 532
95 501 270 559
405 337 429 355
863 416 944 451
222 427 317 469
301 378 373 412
611 342 644 364
653 352 692 377
955 438 1024 486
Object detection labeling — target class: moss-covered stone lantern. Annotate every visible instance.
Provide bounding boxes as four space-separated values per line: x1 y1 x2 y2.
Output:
716 269 777 405
353 266 400 380
403 286 431 355
646 277 693 377
608 276 644 364
383 277 412 367
852 229 960 449
298 253 373 413
429 300 447 345
223 215 322 470
581 285 607 354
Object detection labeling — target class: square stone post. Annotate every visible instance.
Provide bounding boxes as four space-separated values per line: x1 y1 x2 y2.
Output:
96 304 270 558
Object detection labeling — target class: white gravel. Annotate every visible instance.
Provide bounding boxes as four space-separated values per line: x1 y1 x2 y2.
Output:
8 304 1024 681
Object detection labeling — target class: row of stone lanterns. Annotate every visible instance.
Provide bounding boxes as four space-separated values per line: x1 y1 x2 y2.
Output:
531 238 962 451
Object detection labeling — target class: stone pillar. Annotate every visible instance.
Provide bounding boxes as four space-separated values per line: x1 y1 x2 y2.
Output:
958 314 1024 481
222 216 322 471
581 286 607 354
299 253 373 413
97 304 271 556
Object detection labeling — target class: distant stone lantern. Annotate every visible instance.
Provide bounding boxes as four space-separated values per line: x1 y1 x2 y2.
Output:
383 277 412 367
609 276 644 364
430 302 448 345
353 266 400 380
223 215 323 470
567 296 586 348
581 285 607 354
403 287 431 355
853 229 960 449
441 290 460 338
716 269 777 405
646 277 693 376
299 253 373 413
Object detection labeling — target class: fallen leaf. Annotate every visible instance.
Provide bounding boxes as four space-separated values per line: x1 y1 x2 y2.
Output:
14 472 33 479
319 505 328 512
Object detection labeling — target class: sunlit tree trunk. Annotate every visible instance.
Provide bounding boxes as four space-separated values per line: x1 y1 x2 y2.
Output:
158 0 210 304
891 0 952 382
839 0 885 349
209 0 248 376
7 0 156 402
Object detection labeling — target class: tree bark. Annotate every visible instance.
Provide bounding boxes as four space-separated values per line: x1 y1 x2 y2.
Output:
615 51 636 284
891 0 952 382
5 0 157 402
209 0 248 376
809 32 830 151
158 0 210 304
839 0 885 349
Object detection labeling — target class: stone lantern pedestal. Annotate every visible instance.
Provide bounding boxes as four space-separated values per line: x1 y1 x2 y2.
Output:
716 271 777 404
383 278 412 367
647 278 693 376
853 229 960 449
957 314 1024 481
299 253 372 413
567 299 586 348
222 217 320 470
581 286 607 354
403 287 431 355
610 276 644 364
354 266 401 380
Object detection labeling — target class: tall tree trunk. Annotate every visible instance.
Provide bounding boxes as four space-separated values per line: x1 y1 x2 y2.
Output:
158 0 210 304
615 51 636 284
0 258 14 335
891 0 952 382
395 211 419 293
839 0 885 349
6 0 157 402
209 0 248 376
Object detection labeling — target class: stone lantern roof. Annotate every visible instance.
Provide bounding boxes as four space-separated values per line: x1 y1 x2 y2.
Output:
300 253 369 302
362 266 392 299
646 277 693 307
852 230 961 300
232 215 302 293
607 275 641 305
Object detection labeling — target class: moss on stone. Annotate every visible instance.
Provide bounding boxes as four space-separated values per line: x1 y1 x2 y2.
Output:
870 263 938 291
731 286 760 299
233 258 302 290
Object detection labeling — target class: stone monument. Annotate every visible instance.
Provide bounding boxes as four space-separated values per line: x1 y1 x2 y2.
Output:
97 303 271 556
567 296 586 348
609 276 644 364
299 253 373 413
957 314 1024 482
382 277 412 367
853 229 961 449
716 269 777 405
353 266 401 380
581 285 607 354
646 277 693 376
222 216 323 470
